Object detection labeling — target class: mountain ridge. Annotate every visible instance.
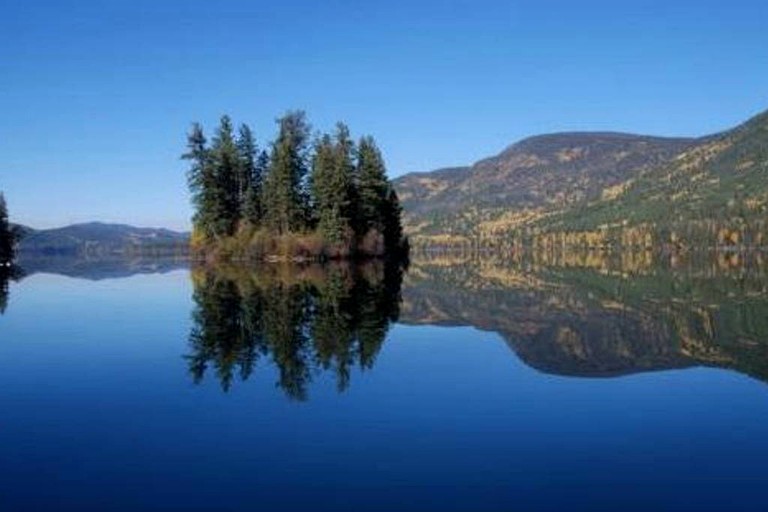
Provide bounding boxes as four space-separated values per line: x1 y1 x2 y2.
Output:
16 222 190 256
393 109 768 248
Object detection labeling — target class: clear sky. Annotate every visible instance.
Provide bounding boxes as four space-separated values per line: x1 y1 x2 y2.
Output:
1 0 766 231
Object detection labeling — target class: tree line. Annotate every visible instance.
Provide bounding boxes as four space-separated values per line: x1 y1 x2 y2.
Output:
183 111 407 260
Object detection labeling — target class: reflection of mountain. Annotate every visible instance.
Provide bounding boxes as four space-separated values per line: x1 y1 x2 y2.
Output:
16 254 189 280
187 262 404 400
401 254 768 382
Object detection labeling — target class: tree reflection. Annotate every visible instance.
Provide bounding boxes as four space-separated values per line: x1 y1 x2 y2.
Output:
0 266 22 315
186 261 403 400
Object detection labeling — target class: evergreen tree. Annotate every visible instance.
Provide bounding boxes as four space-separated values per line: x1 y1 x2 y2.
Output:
236 124 257 205
356 136 390 235
182 123 217 240
382 186 405 253
311 124 356 245
333 123 358 232
310 134 337 237
262 111 311 234
209 115 241 236
237 124 264 226
243 150 270 226
0 193 18 265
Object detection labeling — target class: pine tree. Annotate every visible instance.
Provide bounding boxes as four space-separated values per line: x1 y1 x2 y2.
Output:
382 186 405 253
262 111 311 234
356 136 390 235
0 193 17 265
237 124 264 226
333 123 358 232
236 123 257 206
310 123 358 245
182 123 218 240
209 115 241 236
311 134 346 244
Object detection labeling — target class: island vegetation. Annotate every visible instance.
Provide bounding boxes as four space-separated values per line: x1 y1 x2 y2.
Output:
183 111 407 262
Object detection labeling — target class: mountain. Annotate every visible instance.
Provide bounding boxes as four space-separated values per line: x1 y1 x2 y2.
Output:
17 222 190 256
395 132 697 240
537 109 768 247
394 108 768 249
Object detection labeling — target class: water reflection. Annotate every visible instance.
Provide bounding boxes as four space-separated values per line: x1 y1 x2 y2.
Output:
0 266 22 314
402 251 768 382
187 262 403 400
16 254 188 280
9 250 768 390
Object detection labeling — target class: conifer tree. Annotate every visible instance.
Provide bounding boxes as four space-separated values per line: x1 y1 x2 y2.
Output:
0 193 18 265
311 134 346 243
333 123 358 232
356 136 390 234
237 124 263 226
262 111 311 234
236 123 257 205
183 123 213 238
209 115 241 236
311 123 357 245
382 186 405 253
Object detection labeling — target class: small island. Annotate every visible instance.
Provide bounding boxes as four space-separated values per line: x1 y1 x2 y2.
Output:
183 111 408 262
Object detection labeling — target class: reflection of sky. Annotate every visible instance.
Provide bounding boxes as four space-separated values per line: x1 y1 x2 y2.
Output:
0 272 767 510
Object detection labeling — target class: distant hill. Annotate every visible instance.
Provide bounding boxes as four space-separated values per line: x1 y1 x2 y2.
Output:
16 222 190 256
394 108 768 249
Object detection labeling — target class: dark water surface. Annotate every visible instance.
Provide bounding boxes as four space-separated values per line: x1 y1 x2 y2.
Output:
1 255 768 511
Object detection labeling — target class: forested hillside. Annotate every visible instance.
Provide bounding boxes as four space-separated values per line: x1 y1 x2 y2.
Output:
395 108 768 250
534 109 768 249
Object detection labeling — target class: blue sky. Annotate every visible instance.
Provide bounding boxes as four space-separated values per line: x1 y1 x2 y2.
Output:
1 0 766 230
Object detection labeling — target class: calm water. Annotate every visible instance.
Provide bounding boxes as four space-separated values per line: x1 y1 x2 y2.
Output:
1 254 768 511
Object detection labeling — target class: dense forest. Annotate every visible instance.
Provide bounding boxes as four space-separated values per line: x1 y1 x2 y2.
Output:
183 112 408 261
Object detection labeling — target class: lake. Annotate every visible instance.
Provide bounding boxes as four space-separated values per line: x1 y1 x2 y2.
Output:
1 252 768 511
